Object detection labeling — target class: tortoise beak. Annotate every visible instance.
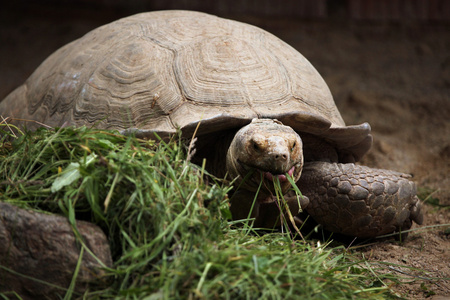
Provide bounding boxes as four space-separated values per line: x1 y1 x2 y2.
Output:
235 159 303 197
263 165 296 182
260 161 303 194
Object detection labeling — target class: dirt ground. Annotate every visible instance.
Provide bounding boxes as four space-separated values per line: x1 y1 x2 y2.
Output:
1 6 449 299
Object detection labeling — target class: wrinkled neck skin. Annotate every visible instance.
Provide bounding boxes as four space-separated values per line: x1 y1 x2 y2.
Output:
226 119 303 200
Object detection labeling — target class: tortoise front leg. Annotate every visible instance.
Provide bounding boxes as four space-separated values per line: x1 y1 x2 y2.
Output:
297 162 423 238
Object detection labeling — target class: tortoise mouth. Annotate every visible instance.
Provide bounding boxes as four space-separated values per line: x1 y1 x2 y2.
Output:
236 160 302 196
263 166 295 183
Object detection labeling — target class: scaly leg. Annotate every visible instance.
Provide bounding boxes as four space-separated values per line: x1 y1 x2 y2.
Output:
297 162 423 238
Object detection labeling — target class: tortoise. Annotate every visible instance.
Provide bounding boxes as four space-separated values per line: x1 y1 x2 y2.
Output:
0 10 422 238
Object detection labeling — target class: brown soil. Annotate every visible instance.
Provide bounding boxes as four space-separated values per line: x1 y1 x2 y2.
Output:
1 6 449 299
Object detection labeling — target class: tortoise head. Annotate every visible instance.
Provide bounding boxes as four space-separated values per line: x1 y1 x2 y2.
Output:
226 119 303 197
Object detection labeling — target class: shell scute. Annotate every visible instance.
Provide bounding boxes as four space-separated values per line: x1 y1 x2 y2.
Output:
0 10 372 160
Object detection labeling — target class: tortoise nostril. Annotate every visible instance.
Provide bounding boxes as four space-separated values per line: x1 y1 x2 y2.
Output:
253 141 259 151
274 153 288 161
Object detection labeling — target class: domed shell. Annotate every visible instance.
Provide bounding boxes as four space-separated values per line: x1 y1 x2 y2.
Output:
0 10 371 161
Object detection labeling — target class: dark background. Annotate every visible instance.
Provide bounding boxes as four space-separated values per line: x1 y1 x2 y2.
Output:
1 1 449 297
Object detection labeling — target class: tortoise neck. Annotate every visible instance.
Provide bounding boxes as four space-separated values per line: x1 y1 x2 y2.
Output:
190 129 237 179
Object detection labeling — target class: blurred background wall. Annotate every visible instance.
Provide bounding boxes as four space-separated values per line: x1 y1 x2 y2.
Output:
4 0 450 20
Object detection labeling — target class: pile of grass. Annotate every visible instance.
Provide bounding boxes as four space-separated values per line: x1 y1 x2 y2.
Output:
0 126 392 299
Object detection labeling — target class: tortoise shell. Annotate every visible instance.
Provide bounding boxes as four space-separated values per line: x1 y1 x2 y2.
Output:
0 10 371 161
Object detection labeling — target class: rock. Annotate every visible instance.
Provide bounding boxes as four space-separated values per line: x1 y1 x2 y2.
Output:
0 202 112 299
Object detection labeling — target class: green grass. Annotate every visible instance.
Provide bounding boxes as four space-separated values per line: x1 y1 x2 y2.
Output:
417 187 449 210
0 126 396 299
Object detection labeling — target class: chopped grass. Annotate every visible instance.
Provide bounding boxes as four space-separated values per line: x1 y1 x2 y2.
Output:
0 126 396 299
